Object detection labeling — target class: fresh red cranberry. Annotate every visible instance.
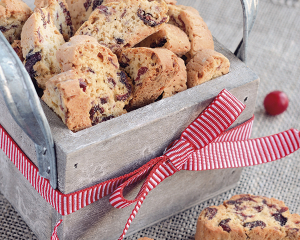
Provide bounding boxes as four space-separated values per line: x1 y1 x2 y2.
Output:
264 91 289 115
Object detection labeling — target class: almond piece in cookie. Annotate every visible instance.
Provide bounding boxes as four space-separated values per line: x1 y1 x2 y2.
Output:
137 24 191 58
167 4 214 62
34 0 74 41
75 0 169 55
195 194 300 240
119 47 180 110
186 49 230 88
21 8 65 89
0 0 32 44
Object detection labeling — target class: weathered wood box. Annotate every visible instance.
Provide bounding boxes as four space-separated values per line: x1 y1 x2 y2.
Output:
0 1 259 240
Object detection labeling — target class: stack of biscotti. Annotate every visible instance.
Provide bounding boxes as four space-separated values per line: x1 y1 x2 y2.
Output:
1 0 233 131
195 194 300 240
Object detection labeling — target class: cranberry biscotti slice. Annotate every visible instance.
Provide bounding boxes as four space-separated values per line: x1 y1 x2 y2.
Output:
167 4 214 63
21 8 65 89
34 0 74 41
195 194 300 240
119 47 180 110
0 0 32 44
186 49 230 88
65 0 107 31
48 35 132 130
137 24 191 58
75 0 169 55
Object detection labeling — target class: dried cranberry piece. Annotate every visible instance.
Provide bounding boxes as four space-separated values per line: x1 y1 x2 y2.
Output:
87 67 95 74
278 207 289 213
79 79 87 92
116 93 130 101
272 213 288 226
59 24 63 34
108 57 118 69
0 26 8 32
253 206 264 212
47 12 51 24
84 0 92 11
89 104 104 125
102 115 114 122
59 2 73 35
135 67 148 82
120 9 127 18
204 207 218 220
243 221 266 230
38 9 47 29
115 38 124 45
238 212 254 220
150 37 167 48
119 54 130 68
25 50 42 79
97 5 110 15
137 9 167 27
100 97 108 104
92 0 103 11
219 219 231 233
107 77 116 88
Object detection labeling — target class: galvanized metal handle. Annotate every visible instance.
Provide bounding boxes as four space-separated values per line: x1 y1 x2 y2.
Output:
235 0 259 63
0 32 57 189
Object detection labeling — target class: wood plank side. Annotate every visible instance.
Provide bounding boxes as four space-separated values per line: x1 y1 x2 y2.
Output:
0 150 61 240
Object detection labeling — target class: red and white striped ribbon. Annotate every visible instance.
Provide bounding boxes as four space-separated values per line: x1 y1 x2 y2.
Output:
1 89 300 240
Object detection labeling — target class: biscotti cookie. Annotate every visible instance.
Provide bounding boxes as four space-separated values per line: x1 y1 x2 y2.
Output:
75 0 169 55
11 40 24 62
167 4 214 62
52 35 132 130
137 24 190 57
162 57 187 99
119 47 180 110
42 70 92 131
186 49 230 88
65 0 107 31
34 0 74 41
195 194 300 240
21 8 65 89
0 0 32 44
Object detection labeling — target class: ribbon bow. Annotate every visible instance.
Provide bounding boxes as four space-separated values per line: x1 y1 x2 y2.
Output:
106 89 300 240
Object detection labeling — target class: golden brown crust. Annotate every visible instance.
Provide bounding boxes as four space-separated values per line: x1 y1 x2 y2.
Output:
186 49 230 88
34 0 74 41
168 4 214 62
21 8 65 89
195 194 300 240
42 70 92 131
0 0 32 43
137 24 191 57
162 57 187 98
120 47 180 110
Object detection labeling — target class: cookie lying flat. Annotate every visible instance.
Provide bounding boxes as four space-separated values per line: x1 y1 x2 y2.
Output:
186 49 230 88
52 35 132 130
137 24 190 57
66 0 107 31
34 0 74 41
167 4 214 62
75 0 169 55
162 57 187 99
21 8 65 89
11 40 24 62
195 194 300 240
0 0 32 44
119 47 180 110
